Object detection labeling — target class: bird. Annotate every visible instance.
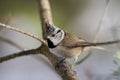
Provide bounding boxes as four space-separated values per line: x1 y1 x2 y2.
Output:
45 23 120 67
45 23 91 67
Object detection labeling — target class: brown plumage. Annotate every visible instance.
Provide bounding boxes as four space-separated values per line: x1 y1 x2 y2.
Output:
56 32 90 58
46 24 120 67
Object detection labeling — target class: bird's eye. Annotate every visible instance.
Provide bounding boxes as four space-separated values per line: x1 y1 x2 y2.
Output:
57 30 61 34
51 34 55 37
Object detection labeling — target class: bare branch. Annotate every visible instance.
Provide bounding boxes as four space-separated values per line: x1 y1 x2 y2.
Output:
0 1 78 79
0 23 46 44
39 44 78 80
37 0 78 80
67 40 120 48
75 0 110 65
37 0 53 39
0 43 78 80
94 0 110 42
0 47 40 63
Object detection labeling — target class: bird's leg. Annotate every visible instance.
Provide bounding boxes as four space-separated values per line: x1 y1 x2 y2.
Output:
58 57 66 63
71 57 78 68
55 57 66 68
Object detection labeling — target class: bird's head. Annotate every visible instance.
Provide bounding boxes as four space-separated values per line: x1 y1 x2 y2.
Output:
45 24 65 48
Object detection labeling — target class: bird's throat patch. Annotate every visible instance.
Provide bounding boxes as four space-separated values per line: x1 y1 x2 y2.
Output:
47 39 57 48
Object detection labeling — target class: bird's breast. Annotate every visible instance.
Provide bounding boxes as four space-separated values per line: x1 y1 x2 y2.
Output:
49 46 83 58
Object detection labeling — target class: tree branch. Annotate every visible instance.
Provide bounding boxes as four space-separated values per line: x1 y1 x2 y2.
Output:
37 0 78 80
75 0 110 66
67 40 120 48
93 0 110 42
37 0 53 39
0 48 40 63
0 0 116 80
0 43 78 80
39 44 78 80
0 23 46 44
0 0 78 79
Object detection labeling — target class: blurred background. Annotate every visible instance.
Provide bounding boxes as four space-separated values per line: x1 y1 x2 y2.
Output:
0 0 120 80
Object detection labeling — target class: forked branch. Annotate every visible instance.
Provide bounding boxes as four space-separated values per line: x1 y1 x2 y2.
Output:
0 47 41 63
37 0 78 80
0 0 119 80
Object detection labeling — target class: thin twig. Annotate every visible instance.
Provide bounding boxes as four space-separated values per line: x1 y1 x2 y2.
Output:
0 47 40 63
75 0 110 65
73 40 120 48
94 0 110 42
0 35 26 50
0 23 46 44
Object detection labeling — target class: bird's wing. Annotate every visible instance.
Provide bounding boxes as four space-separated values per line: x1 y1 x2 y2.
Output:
61 33 93 48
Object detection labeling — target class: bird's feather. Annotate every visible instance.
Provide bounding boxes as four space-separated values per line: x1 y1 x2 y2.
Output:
60 32 92 48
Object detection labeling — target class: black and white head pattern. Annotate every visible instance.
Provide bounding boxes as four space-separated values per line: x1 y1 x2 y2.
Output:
45 24 65 48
